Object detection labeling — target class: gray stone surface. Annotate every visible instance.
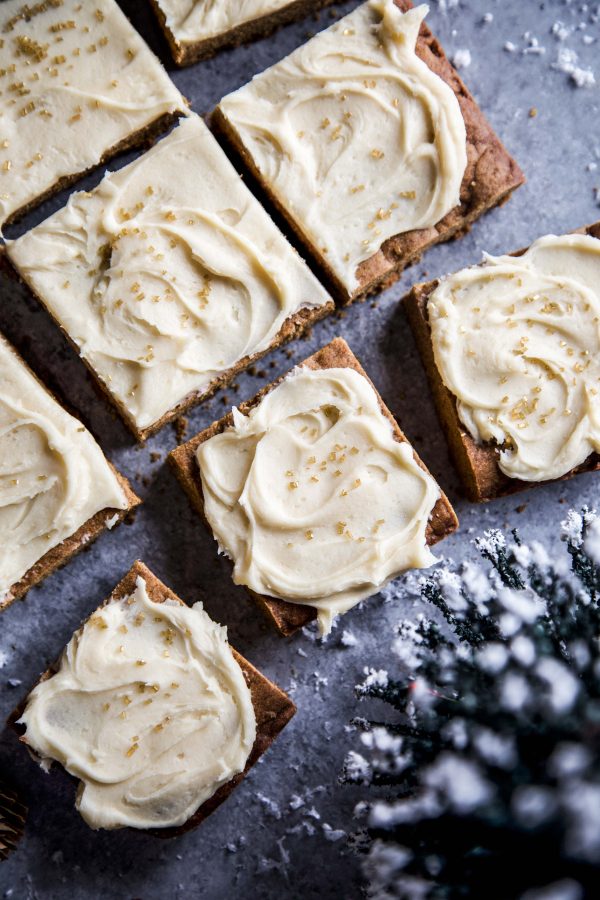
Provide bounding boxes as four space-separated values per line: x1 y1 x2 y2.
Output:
1 1 599 897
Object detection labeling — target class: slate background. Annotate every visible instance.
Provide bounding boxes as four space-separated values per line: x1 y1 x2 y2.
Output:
1 1 599 897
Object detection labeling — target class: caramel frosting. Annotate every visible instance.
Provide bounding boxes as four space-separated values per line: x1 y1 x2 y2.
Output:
0 0 185 225
19 575 256 830
196 366 440 634
0 334 127 601
9 114 331 433
156 0 294 45
218 0 467 295
428 233 600 482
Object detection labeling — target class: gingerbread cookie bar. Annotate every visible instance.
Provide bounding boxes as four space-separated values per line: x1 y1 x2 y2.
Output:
149 0 336 66
12 561 295 835
214 0 524 304
169 337 458 637
0 332 139 612
405 222 600 502
8 114 334 441
0 0 186 227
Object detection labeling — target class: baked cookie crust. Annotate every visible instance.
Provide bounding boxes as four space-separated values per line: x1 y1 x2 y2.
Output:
212 0 525 305
9 560 296 837
0 0 186 227
404 221 600 502
169 336 458 636
7 116 334 443
149 0 336 67
0 339 140 613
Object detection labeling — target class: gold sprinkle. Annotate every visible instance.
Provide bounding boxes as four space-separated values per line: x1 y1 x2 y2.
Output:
305 530 314 541
15 35 48 62
288 481 299 490
126 743 139 757
370 149 384 159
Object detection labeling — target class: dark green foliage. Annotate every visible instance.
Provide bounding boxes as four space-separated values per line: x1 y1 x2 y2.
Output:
343 510 600 900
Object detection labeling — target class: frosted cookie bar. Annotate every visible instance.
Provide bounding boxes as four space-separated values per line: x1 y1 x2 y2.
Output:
0 332 139 611
214 0 524 303
405 222 600 501
169 337 458 636
8 114 333 441
0 0 185 226
150 0 336 66
12 561 295 834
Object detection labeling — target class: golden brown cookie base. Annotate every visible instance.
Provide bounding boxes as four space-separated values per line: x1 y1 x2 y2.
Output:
7 245 334 443
169 336 459 637
3 111 184 229
0 780 27 860
8 560 296 837
404 221 600 502
150 0 336 67
0 337 141 613
212 0 525 305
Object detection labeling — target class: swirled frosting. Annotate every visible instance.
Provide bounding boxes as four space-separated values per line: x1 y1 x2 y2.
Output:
428 233 600 482
156 0 294 45
196 365 441 634
18 575 257 830
0 0 184 225
218 0 467 295
0 334 127 601
9 115 331 433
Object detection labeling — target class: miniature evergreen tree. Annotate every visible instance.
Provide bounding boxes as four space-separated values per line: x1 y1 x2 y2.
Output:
343 509 600 899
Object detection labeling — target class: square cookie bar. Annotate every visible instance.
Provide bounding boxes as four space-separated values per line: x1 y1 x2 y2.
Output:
0 0 185 226
169 337 458 637
8 114 334 441
214 0 524 304
405 222 600 502
0 332 139 612
11 560 296 835
150 0 336 66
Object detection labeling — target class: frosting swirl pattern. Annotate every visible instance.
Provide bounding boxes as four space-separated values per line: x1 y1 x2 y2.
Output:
428 233 600 482
0 335 127 600
0 0 184 225
9 115 330 432
219 1 467 293
19 576 257 830
196 366 440 634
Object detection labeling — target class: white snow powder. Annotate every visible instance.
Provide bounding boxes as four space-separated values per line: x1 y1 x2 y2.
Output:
452 48 472 69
